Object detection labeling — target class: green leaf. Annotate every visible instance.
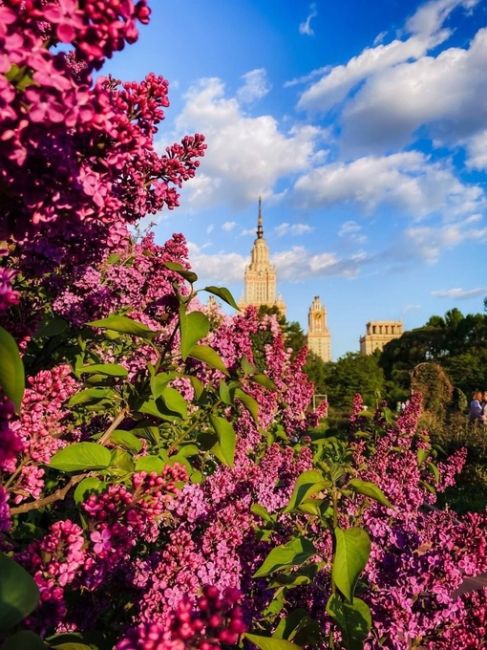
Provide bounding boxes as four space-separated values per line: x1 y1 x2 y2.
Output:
244 634 300 649
203 286 240 311
150 372 176 398
253 536 315 578
234 388 259 424
88 315 157 339
50 645 92 650
73 478 104 504
180 310 210 360
134 456 165 473
428 461 440 484
163 261 198 284
332 528 371 602
68 387 119 408
79 364 128 378
417 448 428 466
273 609 321 644
252 373 277 391
35 315 68 338
0 326 25 413
348 479 393 508
159 386 188 419
251 503 273 523
111 430 142 453
326 594 371 650
188 375 204 400
49 442 111 473
209 415 236 466
284 470 328 514
241 356 256 375
218 380 232 405
0 554 39 632
1 630 44 650
110 448 134 474
188 345 229 375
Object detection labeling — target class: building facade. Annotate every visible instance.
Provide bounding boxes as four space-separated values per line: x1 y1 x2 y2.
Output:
239 198 286 316
360 320 404 355
306 296 332 362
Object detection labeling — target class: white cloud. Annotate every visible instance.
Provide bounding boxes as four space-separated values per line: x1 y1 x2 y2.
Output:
338 220 367 244
237 68 271 104
176 77 321 209
466 129 487 170
294 151 484 219
206 224 214 234
187 241 369 284
341 26 487 155
275 247 369 280
240 227 256 236
187 241 247 283
299 3 318 36
431 286 487 299
373 31 388 46
284 66 330 89
397 222 487 264
222 221 237 232
297 0 475 112
274 222 313 237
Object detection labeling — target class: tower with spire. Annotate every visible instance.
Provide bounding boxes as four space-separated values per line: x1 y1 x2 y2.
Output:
239 198 286 316
306 296 332 362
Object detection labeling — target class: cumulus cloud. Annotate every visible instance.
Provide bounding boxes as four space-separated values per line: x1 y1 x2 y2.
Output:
187 242 247 284
338 220 367 244
237 68 271 104
297 0 476 112
274 222 313 237
222 221 237 232
431 286 487 298
395 222 487 264
294 151 484 219
274 247 369 280
299 3 318 36
186 241 369 284
175 77 321 209
341 26 487 155
466 128 487 170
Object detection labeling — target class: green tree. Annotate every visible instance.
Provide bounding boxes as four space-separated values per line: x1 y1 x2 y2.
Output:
322 352 385 412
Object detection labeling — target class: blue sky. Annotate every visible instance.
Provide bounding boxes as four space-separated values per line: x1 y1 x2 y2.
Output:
103 0 487 358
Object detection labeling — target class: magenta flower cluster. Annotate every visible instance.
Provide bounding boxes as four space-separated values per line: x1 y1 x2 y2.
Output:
1 3 486 649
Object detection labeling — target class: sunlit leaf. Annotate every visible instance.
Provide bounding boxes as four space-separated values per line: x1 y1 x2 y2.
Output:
332 528 371 602
88 315 157 339
180 310 210 360
188 345 229 375
348 479 392 508
203 286 240 311
49 443 111 473
0 326 24 413
210 415 236 466
253 536 315 578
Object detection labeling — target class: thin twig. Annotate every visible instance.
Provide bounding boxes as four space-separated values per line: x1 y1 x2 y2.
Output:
10 474 87 516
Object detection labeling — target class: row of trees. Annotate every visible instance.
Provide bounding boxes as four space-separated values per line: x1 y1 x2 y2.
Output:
271 306 487 412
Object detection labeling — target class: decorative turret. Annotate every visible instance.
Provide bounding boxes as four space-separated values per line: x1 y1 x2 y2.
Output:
306 296 332 362
238 199 286 316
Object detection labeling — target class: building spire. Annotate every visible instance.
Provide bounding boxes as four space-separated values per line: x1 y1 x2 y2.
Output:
257 196 264 239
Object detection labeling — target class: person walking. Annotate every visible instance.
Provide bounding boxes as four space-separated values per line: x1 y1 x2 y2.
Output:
469 391 483 422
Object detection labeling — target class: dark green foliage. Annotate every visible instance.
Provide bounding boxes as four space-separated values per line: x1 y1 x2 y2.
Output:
379 308 487 398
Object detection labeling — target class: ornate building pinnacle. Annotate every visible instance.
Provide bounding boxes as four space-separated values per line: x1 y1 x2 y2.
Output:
257 196 264 239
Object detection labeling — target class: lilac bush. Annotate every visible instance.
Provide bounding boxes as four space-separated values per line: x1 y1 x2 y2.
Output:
0 2 486 650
